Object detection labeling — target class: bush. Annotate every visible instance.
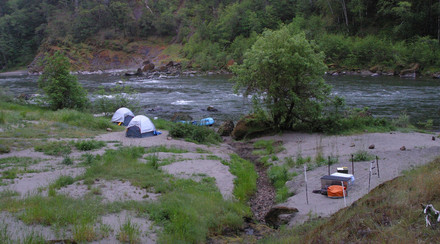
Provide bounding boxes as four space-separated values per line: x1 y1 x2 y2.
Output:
74 140 106 151
37 51 89 110
34 141 72 156
169 123 221 144
352 150 375 162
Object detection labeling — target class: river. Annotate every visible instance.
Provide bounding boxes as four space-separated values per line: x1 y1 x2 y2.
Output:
1 73 439 129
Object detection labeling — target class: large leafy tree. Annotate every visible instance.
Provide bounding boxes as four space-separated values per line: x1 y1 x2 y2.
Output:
38 51 89 110
232 25 330 130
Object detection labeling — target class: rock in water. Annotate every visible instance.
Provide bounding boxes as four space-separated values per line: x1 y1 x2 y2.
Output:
207 106 218 112
400 146 406 151
369 144 375 149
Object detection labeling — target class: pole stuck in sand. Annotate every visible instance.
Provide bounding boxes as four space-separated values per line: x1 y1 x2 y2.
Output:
341 181 347 207
304 165 309 205
376 155 380 178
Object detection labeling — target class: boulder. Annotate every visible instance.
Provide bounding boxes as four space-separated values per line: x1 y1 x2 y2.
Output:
143 63 155 72
231 114 270 140
217 120 235 136
207 106 218 112
400 146 406 151
369 144 375 149
264 205 298 228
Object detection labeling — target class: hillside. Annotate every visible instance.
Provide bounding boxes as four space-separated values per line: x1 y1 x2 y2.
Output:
1 0 440 74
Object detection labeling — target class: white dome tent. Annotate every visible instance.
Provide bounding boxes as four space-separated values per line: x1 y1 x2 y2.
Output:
111 107 135 126
126 115 160 138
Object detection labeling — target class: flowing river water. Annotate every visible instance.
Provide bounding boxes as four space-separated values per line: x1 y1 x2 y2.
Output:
1 73 440 129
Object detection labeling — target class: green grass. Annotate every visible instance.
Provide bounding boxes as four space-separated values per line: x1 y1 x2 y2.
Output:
0 101 123 139
352 150 375 162
169 123 222 145
34 141 72 156
267 165 294 203
0 157 40 170
223 154 258 203
74 140 106 151
145 145 188 153
117 218 141 243
0 194 103 227
253 139 285 156
78 147 253 243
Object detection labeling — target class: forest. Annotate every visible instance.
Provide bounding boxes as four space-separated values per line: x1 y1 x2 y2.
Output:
1 0 440 73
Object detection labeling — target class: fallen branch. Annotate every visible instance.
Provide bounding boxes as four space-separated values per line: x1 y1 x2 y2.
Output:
422 204 440 228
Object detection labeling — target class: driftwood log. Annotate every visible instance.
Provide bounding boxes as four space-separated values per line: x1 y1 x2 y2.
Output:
422 204 440 228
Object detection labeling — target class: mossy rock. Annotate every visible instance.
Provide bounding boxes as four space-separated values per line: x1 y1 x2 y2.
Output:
0 144 11 154
231 115 271 140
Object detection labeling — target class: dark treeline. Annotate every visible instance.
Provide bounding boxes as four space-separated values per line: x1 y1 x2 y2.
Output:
1 0 439 72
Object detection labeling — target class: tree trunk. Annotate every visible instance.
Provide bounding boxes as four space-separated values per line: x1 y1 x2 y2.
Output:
326 0 334 15
341 0 349 27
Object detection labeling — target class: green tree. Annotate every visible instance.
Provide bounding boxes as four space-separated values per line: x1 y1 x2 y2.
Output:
232 25 329 130
38 51 89 110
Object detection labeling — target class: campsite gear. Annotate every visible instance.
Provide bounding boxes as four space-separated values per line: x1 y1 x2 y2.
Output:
327 185 347 198
337 167 348 173
112 107 135 126
126 115 160 138
320 174 354 194
178 117 215 126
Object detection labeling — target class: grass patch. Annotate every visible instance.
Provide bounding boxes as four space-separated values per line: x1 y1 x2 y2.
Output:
145 145 188 153
253 139 285 155
34 141 72 156
74 140 106 151
117 218 141 243
169 123 221 145
0 194 103 227
0 156 40 170
0 101 122 139
352 150 375 162
79 147 253 243
222 154 258 203
268 165 294 203
152 118 174 131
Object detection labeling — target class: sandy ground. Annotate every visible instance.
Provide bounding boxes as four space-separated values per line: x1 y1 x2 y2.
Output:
255 132 440 224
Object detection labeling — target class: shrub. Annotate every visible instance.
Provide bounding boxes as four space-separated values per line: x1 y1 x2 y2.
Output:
37 51 89 110
169 123 221 144
352 150 375 162
74 140 106 151
34 141 72 156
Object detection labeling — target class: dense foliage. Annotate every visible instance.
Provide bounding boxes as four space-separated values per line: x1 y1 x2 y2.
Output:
37 51 88 110
233 25 329 130
1 0 440 71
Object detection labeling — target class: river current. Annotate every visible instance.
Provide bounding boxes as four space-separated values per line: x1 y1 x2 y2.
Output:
1 73 439 129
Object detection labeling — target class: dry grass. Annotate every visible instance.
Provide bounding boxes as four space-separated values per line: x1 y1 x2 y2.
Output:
263 157 440 243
